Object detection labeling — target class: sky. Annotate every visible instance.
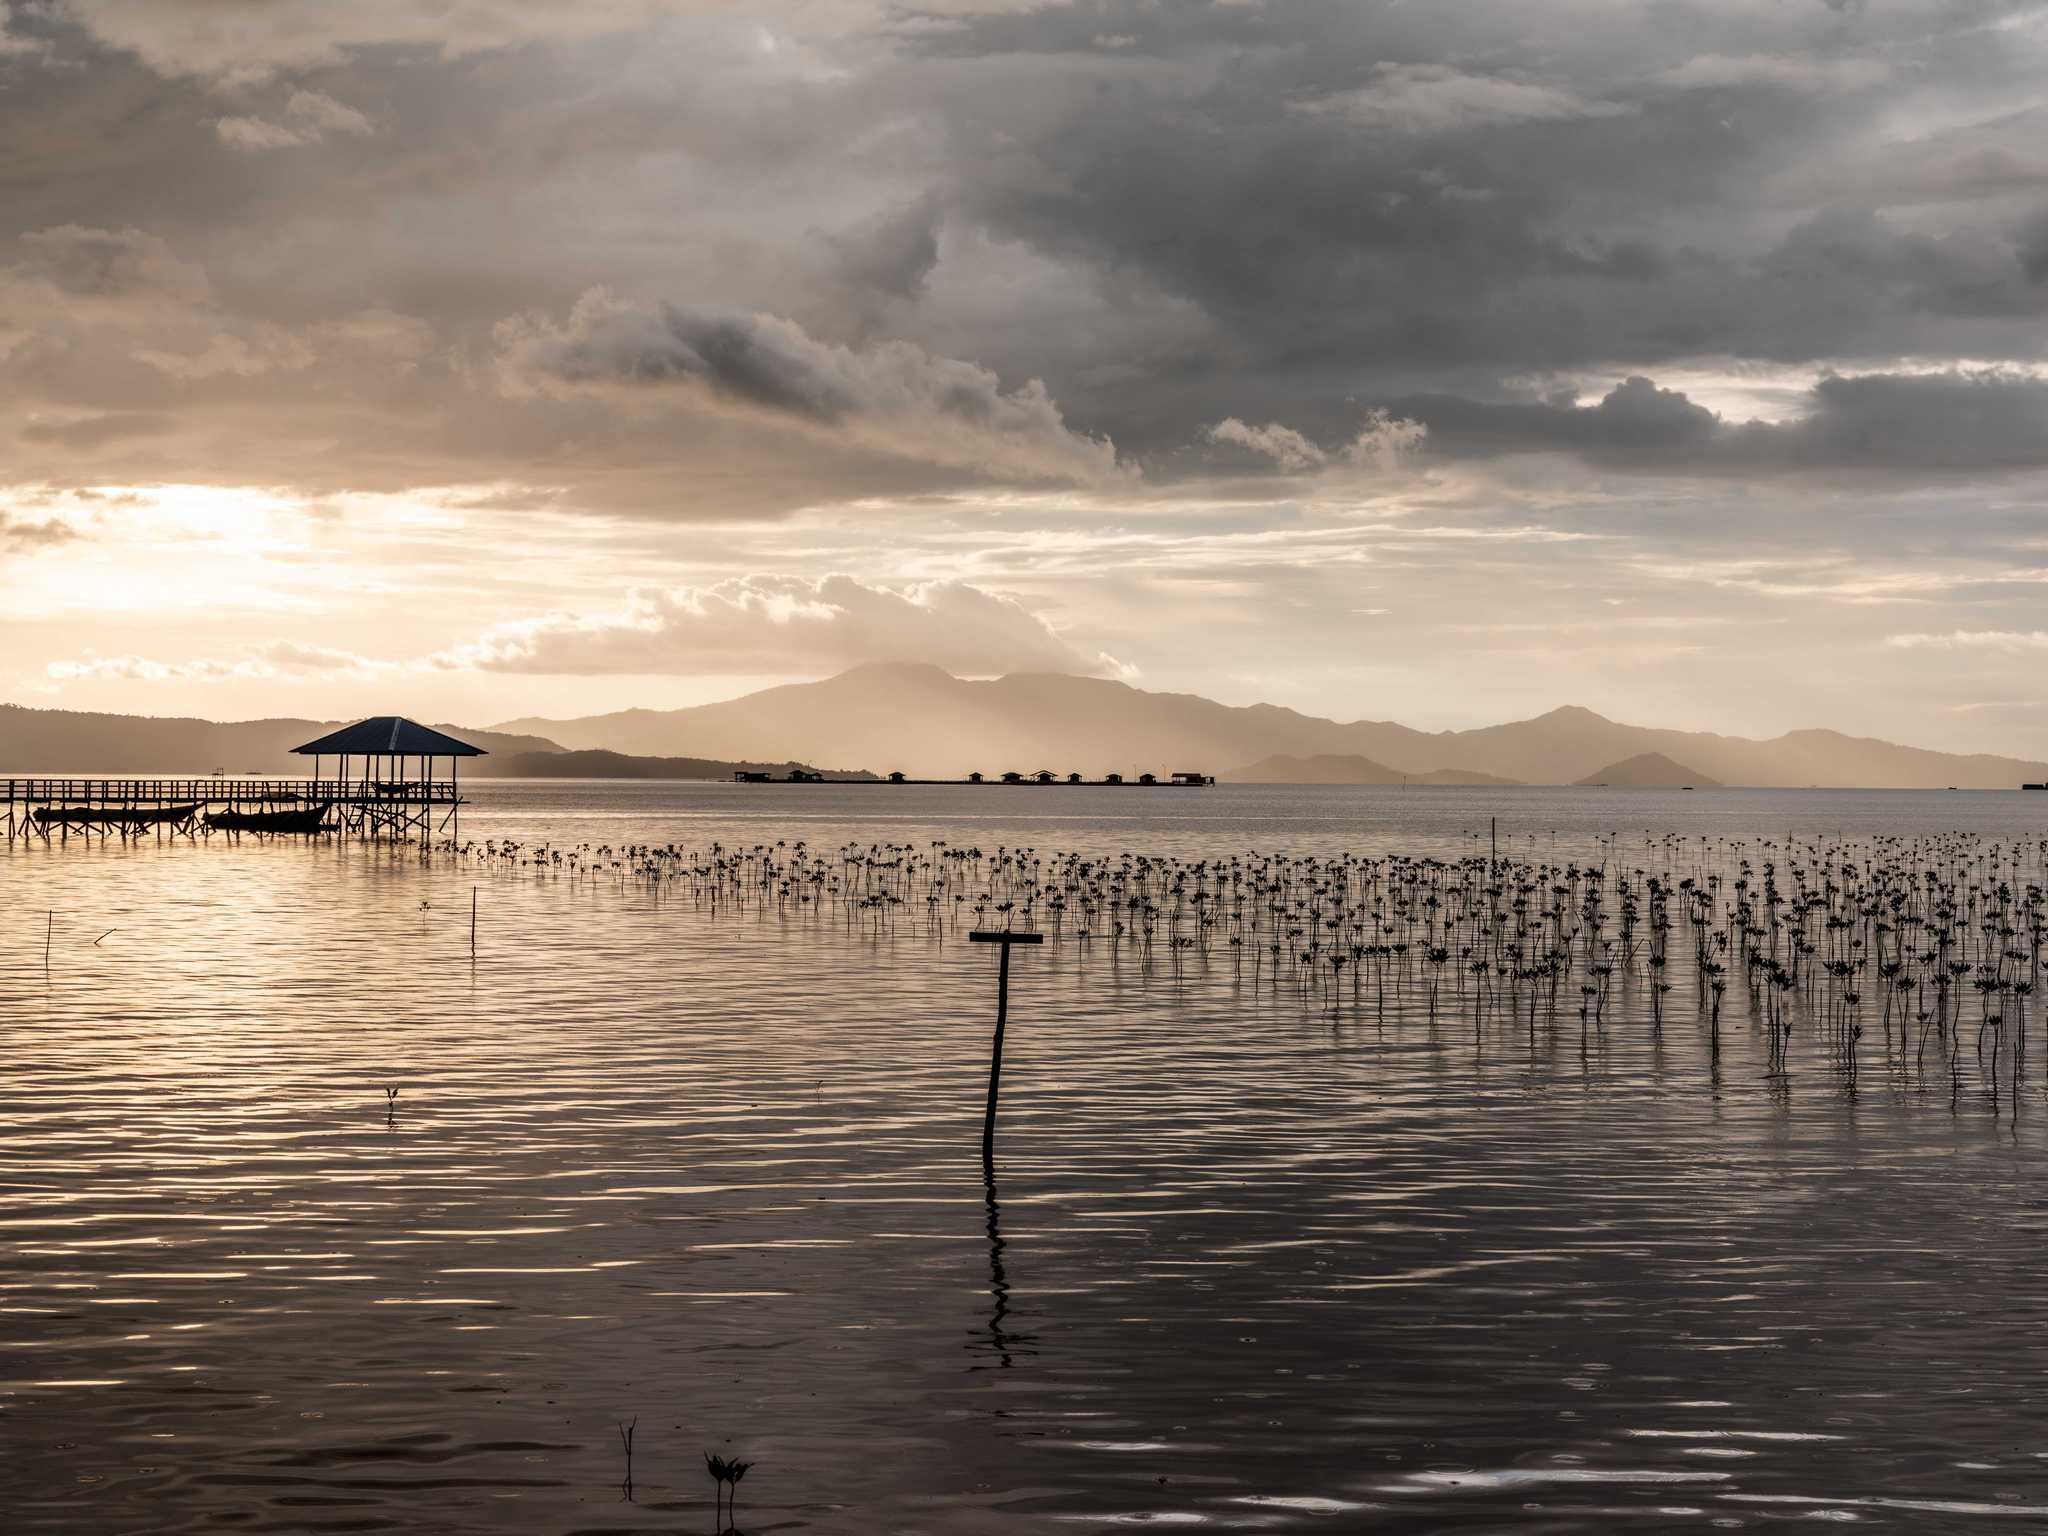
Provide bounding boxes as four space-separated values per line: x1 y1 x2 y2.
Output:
5 0 2048 751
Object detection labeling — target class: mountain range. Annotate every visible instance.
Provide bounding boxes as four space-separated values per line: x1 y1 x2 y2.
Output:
0 705 558 775
1219 754 1521 786
8 666 2044 787
495 663 2047 789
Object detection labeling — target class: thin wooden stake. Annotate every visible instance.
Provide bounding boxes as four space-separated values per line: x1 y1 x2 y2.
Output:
969 929 1043 1162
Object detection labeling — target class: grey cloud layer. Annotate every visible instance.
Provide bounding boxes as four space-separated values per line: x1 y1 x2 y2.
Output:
1389 371 2048 477
58 1 704 78
496 290 1120 483
6 0 2048 502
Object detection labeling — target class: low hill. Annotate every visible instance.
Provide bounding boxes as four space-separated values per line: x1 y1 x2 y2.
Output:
0 704 560 774
1223 753 1521 786
1574 752 1720 788
474 749 875 781
492 663 2048 788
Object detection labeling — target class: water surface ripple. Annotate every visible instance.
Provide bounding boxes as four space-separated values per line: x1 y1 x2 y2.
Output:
4 783 2048 1532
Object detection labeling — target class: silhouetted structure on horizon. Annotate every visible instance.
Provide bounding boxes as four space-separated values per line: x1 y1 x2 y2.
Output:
1 715 483 843
292 716 483 840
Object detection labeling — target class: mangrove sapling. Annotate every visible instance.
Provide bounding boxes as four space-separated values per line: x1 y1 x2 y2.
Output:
422 826 2046 1106
705 1452 751 1528
617 1417 635 1500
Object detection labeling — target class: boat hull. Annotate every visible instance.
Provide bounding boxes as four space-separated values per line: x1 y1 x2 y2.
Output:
205 803 335 834
33 803 201 828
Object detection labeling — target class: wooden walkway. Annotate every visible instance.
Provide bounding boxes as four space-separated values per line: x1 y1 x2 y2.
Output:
2 777 464 842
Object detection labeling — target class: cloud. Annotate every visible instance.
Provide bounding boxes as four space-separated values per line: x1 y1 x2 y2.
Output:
43 642 386 683
0 513 77 550
1206 410 1427 474
61 1 707 80
0 3 47 56
1390 368 2048 477
1207 418 1326 471
287 91 374 137
825 198 943 307
249 640 386 672
496 289 1123 484
1342 409 1429 470
1654 53 1889 91
1 224 315 380
1768 369 2048 473
1887 630 2048 653
13 225 210 306
13 2 2048 504
19 411 175 448
215 92 374 151
915 3 2048 462
33 577 1132 691
13 0 2048 756
215 116 312 151
440 576 1131 679
1297 64 1625 136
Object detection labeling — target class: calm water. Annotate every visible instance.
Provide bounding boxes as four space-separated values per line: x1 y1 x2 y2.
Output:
5 782 2048 1533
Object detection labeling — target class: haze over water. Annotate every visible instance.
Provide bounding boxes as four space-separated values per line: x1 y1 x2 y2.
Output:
6 782 2048 1533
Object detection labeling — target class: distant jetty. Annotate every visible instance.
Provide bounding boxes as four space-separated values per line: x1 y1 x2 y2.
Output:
735 768 1214 787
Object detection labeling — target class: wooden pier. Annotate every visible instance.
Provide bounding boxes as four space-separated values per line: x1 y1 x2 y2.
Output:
2 776 465 843
5 715 482 845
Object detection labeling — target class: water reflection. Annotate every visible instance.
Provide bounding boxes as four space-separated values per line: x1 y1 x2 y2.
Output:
976 1156 1030 1372
5 784 2048 1531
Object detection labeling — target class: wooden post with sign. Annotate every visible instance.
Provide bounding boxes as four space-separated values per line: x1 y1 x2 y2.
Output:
969 929 1043 1162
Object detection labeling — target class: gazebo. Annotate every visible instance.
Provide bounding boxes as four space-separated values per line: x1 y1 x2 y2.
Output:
291 716 484 841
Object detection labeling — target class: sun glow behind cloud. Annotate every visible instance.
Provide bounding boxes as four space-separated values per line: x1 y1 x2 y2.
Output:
4 485 329 617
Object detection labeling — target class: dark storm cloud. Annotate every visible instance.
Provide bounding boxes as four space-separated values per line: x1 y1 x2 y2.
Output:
1385 370 2048 477
495 289 1122 483
925 3 2048 382
1776 370 2048 473
826 200 942 305
887 0 2048 459
7 0 2048 501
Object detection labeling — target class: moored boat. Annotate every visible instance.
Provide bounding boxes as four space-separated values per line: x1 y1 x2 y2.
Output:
33 803 201 828
205 802 335 833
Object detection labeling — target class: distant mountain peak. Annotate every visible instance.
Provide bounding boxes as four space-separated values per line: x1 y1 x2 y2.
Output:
480 665 2048 789
1575 752 1720 789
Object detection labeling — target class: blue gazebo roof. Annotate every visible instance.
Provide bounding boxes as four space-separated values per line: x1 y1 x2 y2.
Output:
291 717 486 757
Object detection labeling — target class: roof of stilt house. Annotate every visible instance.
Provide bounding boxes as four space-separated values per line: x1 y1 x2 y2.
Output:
291 717 487 757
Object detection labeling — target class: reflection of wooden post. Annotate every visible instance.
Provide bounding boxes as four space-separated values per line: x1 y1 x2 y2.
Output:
969 930 1043 1162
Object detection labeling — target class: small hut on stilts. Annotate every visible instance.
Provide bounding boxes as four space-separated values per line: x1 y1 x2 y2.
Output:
291 717 483 842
